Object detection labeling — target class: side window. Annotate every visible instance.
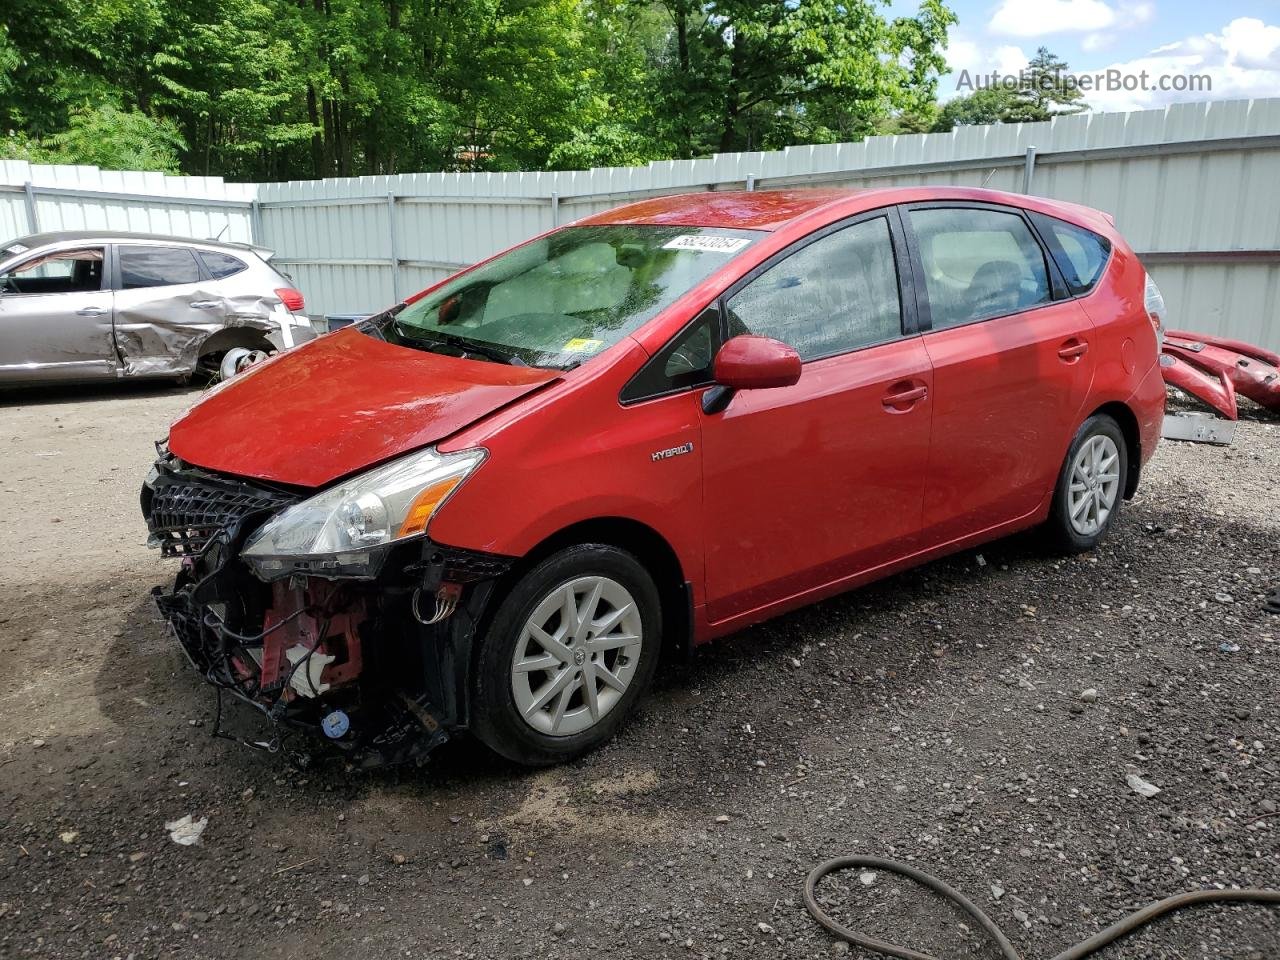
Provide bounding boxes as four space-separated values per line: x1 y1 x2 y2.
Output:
119 246 201 289
1029 212 1111 295
908 207 1051 329
620 309 718 403
0 248 104 294
198 250 247 280
724 216 901 361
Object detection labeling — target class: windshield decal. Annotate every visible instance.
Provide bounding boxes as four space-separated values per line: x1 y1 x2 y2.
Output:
662 235 753 254
563 337 604 353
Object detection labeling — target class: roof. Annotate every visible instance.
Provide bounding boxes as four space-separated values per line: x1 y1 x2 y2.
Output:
3 230 270 257
576 189 859 231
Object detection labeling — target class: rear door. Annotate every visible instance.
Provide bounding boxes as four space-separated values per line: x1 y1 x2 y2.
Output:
0 245 114 383
698 210 933 625
112 244 221 376
901 202 1097 546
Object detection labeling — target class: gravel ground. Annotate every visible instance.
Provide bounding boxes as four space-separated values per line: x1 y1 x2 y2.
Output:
1 383 1277 960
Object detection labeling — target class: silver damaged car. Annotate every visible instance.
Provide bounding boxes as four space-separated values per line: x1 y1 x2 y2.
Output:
0 231 316 384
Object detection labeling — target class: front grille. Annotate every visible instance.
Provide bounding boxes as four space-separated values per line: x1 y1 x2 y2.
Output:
145 466 295 558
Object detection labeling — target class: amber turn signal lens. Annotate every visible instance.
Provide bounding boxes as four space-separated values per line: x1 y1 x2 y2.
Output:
397 477 463 537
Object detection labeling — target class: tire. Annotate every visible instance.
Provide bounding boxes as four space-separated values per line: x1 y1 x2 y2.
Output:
470 544 662 766
1044 414 1129 554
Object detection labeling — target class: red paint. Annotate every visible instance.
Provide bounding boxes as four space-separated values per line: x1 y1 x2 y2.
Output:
175 187 1165 645
918 298 1097 545
578 189 854 230
168 326 557 486
1162 333 1280 414
1160 352 1238 419
713 335 802 390
1166 330 1280 369
698 336 933 623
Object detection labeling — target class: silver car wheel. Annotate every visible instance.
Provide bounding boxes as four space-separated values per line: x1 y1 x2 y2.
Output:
1067 434 1121 537
511 576 644 737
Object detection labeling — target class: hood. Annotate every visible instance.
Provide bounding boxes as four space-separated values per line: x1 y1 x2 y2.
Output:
167 327 559 487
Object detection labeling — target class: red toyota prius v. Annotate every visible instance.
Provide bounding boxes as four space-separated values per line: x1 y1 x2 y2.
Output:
143 187 1166 767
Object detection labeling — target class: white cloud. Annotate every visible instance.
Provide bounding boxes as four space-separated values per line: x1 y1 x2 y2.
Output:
1081 2 1153 51
989 0 1117 37
1082 16 1280 112
988 0 1153 39
941 33 1029 100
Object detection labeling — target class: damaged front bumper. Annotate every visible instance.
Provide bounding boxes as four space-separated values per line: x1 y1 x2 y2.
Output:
142 453 511 767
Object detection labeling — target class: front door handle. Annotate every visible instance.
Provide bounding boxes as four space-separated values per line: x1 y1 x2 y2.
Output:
190 300 220 309
1058 339 1089 361
881 381 928 413
76 306 107 317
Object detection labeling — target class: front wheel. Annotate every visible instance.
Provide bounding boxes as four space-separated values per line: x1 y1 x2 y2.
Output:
1045 414 1128 553
470 544 662 766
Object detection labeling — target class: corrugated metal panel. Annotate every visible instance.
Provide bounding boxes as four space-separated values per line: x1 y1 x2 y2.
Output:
3 99 1280 346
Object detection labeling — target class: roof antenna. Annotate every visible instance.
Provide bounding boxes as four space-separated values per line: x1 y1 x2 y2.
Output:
212 222 229 241
980 167 998 188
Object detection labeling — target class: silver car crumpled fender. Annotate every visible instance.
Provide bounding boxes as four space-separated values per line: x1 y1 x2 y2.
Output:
113 290 286 377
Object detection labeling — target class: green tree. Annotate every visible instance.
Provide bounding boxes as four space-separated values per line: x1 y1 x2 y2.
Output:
935 47 1087 132
644 0 955 157
1022 45 1086 117
44 103 186 171
0 0 958 177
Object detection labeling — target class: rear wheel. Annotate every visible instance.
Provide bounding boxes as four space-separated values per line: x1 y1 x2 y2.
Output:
471 544 661 766
196 335 274 383
1045 414 1128 553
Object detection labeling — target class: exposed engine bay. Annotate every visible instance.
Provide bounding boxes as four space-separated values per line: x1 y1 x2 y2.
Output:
142 448 511 767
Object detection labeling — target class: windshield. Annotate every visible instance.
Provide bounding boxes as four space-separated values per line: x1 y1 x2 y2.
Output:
374 224 763 369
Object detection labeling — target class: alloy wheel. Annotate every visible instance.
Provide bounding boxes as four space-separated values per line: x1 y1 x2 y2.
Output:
510 576 644 737
1067 434 1121 537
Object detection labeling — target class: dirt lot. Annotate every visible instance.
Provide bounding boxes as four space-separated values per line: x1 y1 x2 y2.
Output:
0 383 1277 960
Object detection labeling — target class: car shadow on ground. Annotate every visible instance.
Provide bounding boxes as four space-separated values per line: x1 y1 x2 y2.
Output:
0 379 200 407
86 523 1050 799
91 494 1277 801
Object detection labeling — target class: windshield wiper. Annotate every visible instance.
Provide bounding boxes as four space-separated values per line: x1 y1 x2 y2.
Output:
393 323 526 366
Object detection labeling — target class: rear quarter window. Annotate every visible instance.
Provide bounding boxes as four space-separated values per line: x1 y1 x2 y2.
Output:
198 250 247 279
120 246 201 289
1029 213 1112 295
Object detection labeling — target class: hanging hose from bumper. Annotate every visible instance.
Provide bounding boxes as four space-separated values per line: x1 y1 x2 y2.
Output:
803 855 1280 960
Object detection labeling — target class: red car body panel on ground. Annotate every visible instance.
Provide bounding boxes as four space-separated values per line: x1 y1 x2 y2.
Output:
169 186 1165 645
1162 333 1280 415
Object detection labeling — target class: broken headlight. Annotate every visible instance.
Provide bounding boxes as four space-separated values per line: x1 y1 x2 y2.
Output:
241 446 485 580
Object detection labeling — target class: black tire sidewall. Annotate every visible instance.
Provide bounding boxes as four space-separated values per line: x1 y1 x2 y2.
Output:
1048 414 1129 553
471 544 662 766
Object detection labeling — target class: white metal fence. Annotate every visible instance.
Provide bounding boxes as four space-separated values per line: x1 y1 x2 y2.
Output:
3 97 1280 348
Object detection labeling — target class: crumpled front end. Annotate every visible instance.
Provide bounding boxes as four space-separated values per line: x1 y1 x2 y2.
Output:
142 449 511 767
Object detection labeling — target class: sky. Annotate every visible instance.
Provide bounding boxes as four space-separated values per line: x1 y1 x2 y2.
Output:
898 0 1280 111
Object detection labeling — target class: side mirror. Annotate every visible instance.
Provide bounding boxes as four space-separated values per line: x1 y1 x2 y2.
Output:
713 335 801 390
703 335 801 413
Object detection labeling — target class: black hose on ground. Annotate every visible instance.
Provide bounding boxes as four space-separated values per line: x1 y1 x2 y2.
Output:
803 855 1280 960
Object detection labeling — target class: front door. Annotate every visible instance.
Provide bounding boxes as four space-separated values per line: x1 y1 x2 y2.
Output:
699 211 933 625
902 203 1098 546
0 246 114 383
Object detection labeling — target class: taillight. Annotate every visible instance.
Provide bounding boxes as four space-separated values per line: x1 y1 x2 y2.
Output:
275 287 305 313
1143 273 1165 348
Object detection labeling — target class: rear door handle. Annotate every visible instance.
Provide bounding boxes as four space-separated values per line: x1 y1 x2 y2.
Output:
881 382 928 412
76 306 107 317
1058 339 1089 361
191 300 220 309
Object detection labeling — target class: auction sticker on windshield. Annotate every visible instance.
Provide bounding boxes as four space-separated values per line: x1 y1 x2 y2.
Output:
662 235 753 253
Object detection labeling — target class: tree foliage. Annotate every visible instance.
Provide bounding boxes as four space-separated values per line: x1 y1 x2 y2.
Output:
0 0 957 177
933 46 1086 132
